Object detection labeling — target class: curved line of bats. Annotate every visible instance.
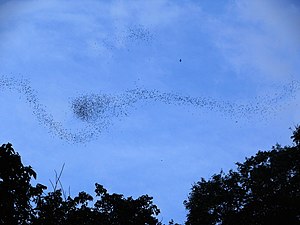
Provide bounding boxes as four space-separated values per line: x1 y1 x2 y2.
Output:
0 76 299 143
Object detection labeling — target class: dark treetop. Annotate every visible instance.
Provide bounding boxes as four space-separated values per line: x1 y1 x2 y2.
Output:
0 143 161 225
184 126 300 225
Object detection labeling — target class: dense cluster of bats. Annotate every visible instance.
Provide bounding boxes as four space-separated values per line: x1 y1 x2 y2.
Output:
1 24 299 143
1 75 299 143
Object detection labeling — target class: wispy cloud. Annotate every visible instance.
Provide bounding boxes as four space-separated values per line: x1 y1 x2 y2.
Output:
0 0 194 60
203 0 300 81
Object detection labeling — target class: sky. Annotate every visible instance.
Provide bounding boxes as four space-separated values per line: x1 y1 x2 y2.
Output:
0 0 300 223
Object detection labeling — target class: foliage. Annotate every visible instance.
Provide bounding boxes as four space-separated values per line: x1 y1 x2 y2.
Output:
184 126 300 225
0 143 44 225
0 143 161 225
3 126 300 225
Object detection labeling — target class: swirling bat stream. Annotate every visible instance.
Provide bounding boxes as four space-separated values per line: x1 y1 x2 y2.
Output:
1 76 299 143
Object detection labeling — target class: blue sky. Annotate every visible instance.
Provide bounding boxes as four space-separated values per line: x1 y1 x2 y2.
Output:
0 0 300 223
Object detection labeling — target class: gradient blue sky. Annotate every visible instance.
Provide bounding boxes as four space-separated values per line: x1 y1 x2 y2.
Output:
0 0 300 223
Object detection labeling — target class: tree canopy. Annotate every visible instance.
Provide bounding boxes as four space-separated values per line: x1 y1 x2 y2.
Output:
1 127 300 225
0 143 161 225
184 126 300 225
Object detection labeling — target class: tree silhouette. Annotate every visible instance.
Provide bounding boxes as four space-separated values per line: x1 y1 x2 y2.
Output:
32 184 160 225
0 143 45 225
3 126 300 225
184 126 300 225
0 143 162 225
